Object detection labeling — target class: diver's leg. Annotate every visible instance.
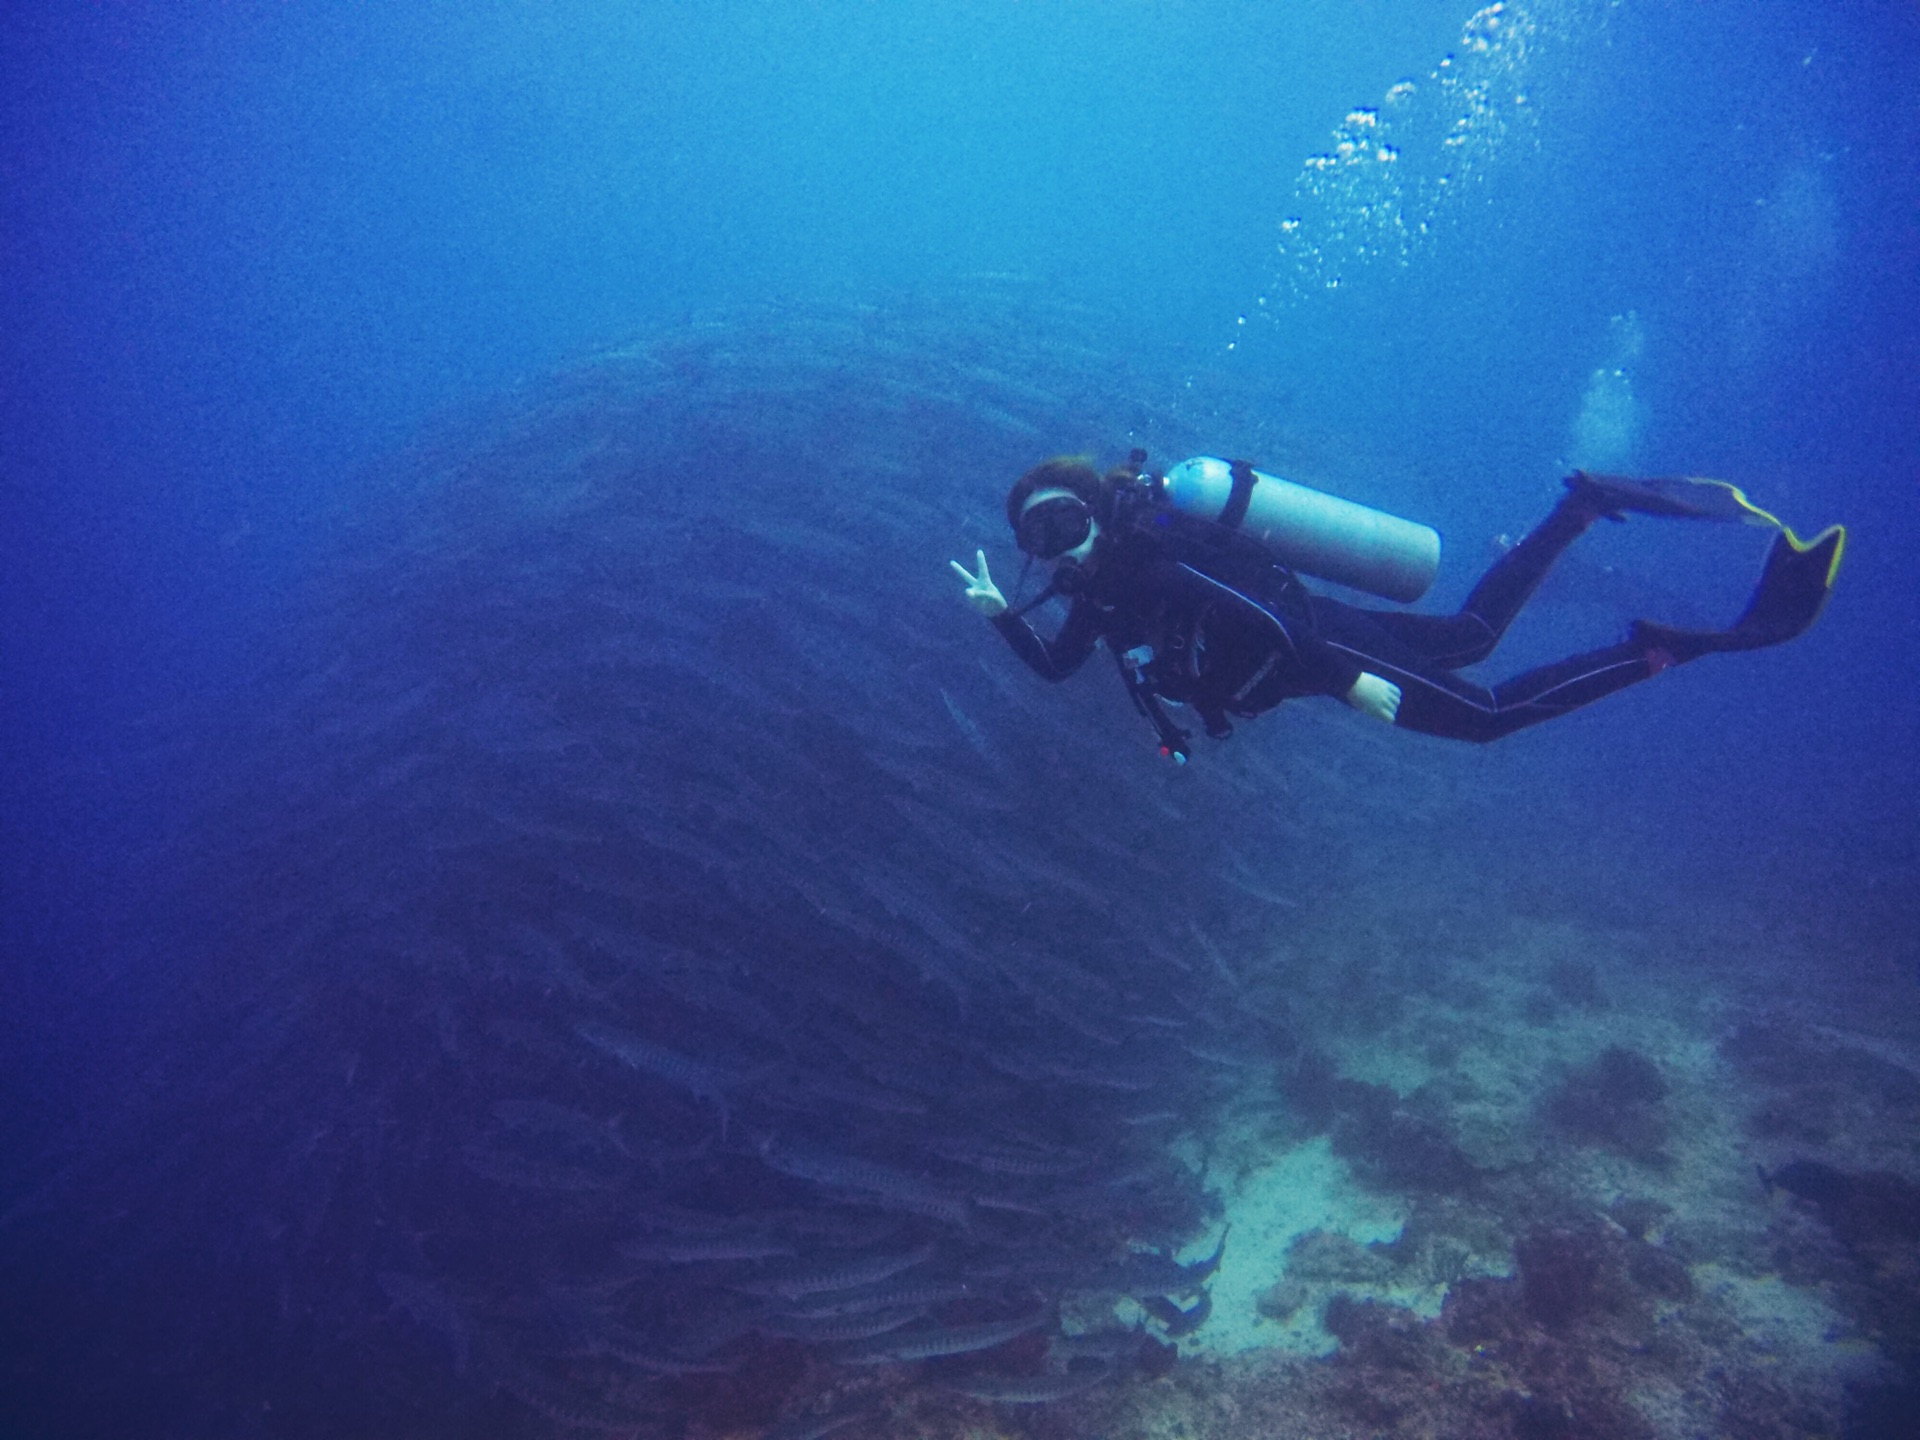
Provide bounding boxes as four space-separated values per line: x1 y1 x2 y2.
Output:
1385 527 1844 741
1359 658 1509 743
1315 598 1662 742
1363 474 1830 672
1354 494 1601 670
1451 493 1602 660
1473 641 1662 740
1312 589 1675 742
1322 638 1658 743
1318 506 1843 742
1308 612 1510 741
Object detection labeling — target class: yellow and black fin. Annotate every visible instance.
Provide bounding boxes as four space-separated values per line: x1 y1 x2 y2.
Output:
1631 522 1845 660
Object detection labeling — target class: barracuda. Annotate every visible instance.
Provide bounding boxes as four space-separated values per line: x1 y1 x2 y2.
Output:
756 1136 973 1230
946 1359 1115 1404
575 1021 738 1136
617 1234 796 1263
756 1304 928 1343
832 1305 1050 1365
730 1241 938 1300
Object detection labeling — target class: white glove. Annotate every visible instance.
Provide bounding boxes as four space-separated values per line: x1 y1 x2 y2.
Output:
949 549 1008 618
1345 672 1402 724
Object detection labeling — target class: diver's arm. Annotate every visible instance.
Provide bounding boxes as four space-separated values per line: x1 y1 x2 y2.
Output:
1293 633 1369 706
951 549 1099 680
991 597 1100 681
1294 624 1398 721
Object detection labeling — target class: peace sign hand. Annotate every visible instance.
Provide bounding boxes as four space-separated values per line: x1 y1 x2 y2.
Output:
949 549 1008 618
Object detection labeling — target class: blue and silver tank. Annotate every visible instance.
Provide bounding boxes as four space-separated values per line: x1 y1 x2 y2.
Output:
1161 456 1441 604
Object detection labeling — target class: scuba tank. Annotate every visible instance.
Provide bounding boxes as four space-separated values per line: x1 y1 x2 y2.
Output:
1161 456 1440 604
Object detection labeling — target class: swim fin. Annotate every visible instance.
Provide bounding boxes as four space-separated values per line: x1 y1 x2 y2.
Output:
1564 471 1789 524
1632 524 1845 661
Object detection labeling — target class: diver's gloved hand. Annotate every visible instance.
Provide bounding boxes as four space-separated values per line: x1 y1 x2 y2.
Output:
1345 672 1402 724
950 549 1008 618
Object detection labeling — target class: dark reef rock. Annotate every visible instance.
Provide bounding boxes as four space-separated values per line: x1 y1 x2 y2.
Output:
1278 1054 1479 1194
1280 1049 1479 1192
1287 1228 1397 1284
1542 1045 1669 1163
1254 1278 1309 1322
1755 1156 1920 1362
1266 1202 1846 1440
1323 1295 1434 1373
1623 1240 1694 1301
1322 1262 1661 1440
1455 1219 1687 1344
1336 1100 1479 1194
1767 1160 1920 1249
1516 1227 1606 1333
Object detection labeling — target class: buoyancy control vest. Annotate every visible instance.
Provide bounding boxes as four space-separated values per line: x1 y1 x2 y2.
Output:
1089 469 1318 751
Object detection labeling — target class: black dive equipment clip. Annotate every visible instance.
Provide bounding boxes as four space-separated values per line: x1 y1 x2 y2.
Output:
1114 645 1190 765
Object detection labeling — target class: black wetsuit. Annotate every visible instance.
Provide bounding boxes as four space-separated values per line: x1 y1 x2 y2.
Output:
993 492 1666 748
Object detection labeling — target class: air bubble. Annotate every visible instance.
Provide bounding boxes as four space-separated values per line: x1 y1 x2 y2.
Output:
1257 0 1539 309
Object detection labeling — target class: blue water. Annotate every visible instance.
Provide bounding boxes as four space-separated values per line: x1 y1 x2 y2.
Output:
4 3 1918 1437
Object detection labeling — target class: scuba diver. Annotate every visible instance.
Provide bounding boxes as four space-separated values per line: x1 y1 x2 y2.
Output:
950 453 1844 762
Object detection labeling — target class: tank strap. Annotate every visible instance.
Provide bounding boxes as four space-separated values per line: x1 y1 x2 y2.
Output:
1219 460 1258 530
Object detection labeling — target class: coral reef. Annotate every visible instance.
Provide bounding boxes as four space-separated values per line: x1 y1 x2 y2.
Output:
1542 1044 1670 1164
1280 1049 1478 1193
